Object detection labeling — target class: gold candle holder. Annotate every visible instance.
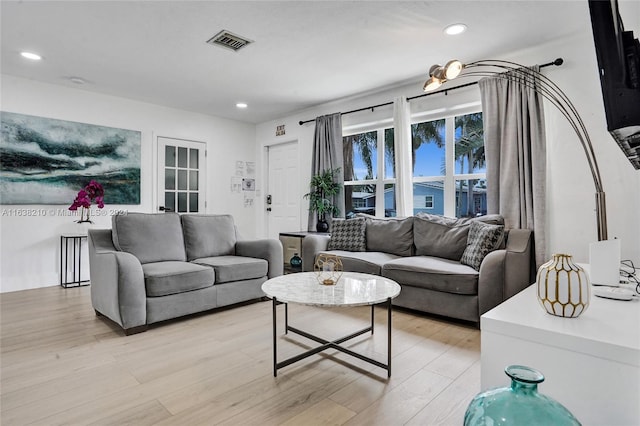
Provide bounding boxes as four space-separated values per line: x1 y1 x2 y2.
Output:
314 254 343 285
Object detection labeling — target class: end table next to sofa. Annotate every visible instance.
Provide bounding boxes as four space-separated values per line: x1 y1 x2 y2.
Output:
279 231 329 274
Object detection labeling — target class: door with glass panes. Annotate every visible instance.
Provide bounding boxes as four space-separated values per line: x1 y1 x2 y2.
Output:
157 137 206 213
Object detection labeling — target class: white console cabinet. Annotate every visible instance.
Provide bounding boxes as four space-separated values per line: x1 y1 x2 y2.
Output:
481 284 639 425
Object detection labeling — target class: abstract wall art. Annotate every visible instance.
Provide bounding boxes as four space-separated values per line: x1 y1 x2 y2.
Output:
0 111 141 204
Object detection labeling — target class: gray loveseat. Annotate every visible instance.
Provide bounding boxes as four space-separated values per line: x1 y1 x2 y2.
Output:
88 213 283 335
302 214 533 324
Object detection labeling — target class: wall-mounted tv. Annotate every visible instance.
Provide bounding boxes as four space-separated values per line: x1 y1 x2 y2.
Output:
588 0 640 170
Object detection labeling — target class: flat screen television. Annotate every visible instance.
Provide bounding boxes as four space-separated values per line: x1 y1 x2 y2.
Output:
588 0 640 170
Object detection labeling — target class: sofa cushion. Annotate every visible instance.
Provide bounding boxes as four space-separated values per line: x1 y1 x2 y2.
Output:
318 250 400 275
413 214 470 261
181 214 237 260
142 261 214 297
413 213 505 261
382 256 479 295
364 216 414 256
327 218 366 251
192 256 268 284
461 221 505 271
112 213 187 264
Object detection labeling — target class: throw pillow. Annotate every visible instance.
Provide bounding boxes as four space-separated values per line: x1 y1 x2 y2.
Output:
460 221 505 271
327 217 366 252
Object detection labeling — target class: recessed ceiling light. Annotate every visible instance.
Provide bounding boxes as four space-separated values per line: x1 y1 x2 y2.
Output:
444 23 467 36
20 51 42 60
236 103 248 109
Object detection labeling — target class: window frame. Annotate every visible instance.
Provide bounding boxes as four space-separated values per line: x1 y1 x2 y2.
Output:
342 126 396 217
410 104 486 217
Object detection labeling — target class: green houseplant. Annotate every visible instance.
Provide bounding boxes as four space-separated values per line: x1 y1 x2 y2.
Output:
304 168 341 232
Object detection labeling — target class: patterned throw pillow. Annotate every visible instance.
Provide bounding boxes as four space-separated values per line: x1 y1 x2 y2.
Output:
327 217 366 252
460 221 505 271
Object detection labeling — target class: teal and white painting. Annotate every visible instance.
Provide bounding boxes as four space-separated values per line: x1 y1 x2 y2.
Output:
0 111 141 204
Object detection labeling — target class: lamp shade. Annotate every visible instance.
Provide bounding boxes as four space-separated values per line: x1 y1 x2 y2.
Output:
444 60 463 79
423 76 442 92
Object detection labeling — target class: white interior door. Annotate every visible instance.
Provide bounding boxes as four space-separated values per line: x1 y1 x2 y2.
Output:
267 142 300 239
157 137 206 213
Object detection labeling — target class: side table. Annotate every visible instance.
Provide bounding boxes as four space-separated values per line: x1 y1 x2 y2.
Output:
279 231 329 274
60 234 90 288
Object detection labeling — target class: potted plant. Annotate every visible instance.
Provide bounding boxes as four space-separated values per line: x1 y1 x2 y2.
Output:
304 168 341 232
68 180 105 223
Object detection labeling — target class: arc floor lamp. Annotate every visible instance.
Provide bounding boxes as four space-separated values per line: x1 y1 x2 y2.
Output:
423 58 608 241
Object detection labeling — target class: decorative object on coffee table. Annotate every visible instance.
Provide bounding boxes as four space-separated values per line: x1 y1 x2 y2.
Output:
536 253 590 318
464 365 581 425
314 253 343 285
303 168 341 232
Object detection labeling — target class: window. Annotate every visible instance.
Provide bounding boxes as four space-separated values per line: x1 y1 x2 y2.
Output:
343 128 396 217
425 195 434 209
340 108 485 219
412 111 486 218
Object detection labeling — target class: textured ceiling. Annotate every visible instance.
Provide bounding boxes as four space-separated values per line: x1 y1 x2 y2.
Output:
1 1 591 123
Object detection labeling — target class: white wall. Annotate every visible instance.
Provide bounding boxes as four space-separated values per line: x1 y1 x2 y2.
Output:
256 21 640 266
0 75 257 292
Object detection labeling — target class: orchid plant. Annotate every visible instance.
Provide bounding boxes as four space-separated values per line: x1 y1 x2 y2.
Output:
69 180 105 223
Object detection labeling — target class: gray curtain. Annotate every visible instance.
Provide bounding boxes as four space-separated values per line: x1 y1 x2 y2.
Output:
308 113 344 231
478 67 546 267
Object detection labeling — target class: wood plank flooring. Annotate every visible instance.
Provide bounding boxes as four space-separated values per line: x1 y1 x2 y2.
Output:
1 286 480 425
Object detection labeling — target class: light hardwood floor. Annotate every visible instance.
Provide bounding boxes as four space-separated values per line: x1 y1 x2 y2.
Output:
1 285 480 425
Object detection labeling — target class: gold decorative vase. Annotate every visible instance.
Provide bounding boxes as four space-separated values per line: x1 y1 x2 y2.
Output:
314 254 343 286
536 254 590 318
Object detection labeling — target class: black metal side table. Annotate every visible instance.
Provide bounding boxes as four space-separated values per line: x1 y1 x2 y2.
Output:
60 234 90 288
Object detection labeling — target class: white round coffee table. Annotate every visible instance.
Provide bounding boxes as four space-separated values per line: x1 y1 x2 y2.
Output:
262 271 401 378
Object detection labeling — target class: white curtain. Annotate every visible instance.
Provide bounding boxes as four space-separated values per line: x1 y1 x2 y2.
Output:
393 97 413 217
308 113 344 231
479 67 547 266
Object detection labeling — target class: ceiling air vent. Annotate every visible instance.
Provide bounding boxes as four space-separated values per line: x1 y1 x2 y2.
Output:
206 30 253 52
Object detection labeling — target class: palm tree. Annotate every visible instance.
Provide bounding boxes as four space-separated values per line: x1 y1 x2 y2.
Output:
343 131 376 215
454 113 485 217
411 120 445 172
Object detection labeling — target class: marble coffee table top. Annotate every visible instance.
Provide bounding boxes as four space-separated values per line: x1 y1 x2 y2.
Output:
262 272 401 307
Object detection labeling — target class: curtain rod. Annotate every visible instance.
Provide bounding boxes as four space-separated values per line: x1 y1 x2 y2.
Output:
298 58 563 125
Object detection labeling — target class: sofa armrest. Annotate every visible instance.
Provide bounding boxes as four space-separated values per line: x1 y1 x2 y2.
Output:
88 229 146 331
301 234 331 271
236 239 283 278
477 229 533 316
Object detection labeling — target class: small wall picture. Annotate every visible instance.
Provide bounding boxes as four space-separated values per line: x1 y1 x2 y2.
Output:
276 124 285 136
242 178 255 191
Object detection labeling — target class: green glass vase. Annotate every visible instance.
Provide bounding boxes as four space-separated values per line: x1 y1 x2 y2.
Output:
290 253 302 268
464 365 581 426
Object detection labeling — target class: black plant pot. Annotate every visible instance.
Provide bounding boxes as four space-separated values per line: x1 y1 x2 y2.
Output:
316 219 329 233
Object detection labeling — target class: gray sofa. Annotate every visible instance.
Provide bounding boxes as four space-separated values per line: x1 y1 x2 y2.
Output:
302 214 533 324
88 213 283 335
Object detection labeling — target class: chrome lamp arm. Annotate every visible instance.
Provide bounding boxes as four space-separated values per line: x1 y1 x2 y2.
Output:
424 59 607 240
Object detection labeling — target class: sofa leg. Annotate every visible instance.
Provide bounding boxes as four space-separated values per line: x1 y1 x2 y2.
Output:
124 325 148 336
94 309 103 317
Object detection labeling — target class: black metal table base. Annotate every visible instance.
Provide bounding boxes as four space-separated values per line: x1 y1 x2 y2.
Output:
271 297 393 378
